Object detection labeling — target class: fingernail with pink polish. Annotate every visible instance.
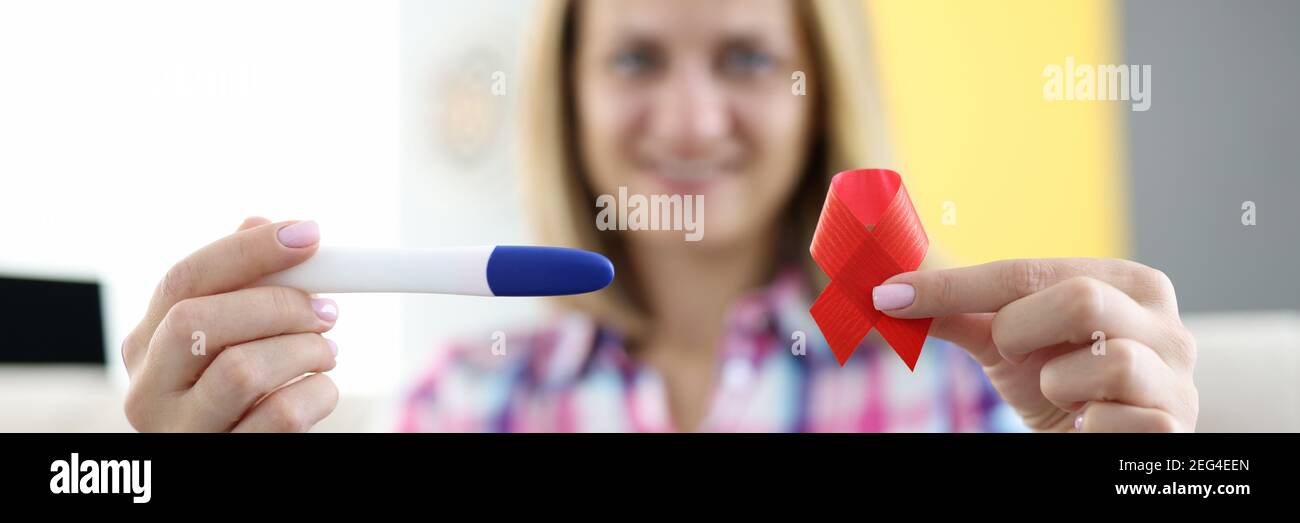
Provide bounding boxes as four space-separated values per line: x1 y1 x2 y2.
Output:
1074 412 1085 432
312 298 338 322
327 339 338 357
872 283 916 311
277 220 319 248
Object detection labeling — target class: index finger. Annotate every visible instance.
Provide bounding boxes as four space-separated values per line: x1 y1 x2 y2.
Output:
122 219 320 371
876 258 1177 319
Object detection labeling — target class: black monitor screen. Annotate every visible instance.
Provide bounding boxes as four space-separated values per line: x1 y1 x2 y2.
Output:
0 276 106 364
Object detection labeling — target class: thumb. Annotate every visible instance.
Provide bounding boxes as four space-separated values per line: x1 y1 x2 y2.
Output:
927 312 1003 367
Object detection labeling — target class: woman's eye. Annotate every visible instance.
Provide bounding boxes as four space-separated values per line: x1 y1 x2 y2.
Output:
720 47 774 76
611 48 658 76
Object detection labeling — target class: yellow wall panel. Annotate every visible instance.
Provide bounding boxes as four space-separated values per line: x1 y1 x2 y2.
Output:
864 0 1129 264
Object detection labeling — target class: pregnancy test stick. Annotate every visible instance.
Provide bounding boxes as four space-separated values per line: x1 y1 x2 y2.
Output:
257 246 614 296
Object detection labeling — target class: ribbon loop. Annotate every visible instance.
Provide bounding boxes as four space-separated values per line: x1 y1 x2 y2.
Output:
809 169 933 370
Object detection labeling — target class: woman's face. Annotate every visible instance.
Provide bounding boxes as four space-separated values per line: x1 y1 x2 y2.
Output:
573 0 816 248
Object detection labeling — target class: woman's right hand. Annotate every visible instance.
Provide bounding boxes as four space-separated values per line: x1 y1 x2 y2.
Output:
121 217 340 432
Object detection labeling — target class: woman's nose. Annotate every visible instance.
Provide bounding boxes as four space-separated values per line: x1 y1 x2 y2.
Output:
650 61 730 155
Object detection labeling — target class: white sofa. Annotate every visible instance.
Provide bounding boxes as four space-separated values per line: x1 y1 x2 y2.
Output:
1183 311 1300 432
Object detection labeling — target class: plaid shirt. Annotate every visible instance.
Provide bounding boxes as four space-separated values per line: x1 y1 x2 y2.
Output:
398 269 1025 432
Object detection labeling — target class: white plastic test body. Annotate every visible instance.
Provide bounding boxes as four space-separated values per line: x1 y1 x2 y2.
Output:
256 246 614 297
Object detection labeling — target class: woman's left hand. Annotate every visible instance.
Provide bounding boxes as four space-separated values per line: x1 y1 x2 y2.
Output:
875 258 1198 432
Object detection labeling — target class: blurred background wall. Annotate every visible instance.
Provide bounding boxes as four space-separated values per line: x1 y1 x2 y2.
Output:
867 0 1300 309
1123 0 1300 312
0 1 406 427
868 0 1128 265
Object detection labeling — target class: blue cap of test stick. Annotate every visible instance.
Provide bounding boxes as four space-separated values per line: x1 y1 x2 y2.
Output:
485 246 615 296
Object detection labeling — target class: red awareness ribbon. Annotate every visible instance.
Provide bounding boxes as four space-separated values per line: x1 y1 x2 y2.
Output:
809 169 933 370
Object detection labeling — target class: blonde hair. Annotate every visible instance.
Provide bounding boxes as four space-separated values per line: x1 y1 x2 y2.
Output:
516 0 894 339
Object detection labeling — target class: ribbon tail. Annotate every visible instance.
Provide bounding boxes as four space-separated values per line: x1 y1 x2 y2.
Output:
810 281 874 366
875 316 933 371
